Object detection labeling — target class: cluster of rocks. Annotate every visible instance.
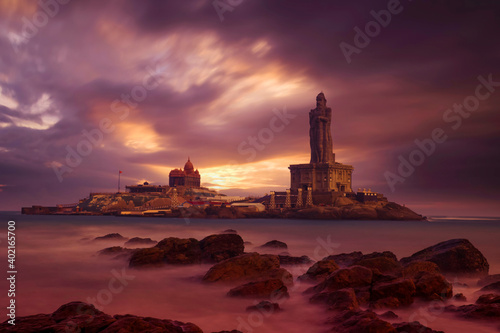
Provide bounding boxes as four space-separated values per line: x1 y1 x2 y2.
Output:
7 235 499 332
300 238 497 332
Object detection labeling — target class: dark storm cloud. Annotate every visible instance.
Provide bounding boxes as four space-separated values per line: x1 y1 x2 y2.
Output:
0 0 499 215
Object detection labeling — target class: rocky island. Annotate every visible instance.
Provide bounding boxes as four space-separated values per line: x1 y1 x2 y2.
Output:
21 94 424 221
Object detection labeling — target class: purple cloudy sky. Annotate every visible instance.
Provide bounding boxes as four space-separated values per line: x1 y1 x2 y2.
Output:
0 0 499 216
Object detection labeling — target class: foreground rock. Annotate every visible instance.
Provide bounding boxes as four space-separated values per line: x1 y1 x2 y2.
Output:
400 239 489 276
202 253 292 285
129 233 244 267
228 279 289 299
0 301 202 333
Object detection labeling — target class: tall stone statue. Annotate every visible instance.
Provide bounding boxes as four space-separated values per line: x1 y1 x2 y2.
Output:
309 92 334 163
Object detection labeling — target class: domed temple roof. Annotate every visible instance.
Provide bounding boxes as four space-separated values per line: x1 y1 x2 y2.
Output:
184 157 194 174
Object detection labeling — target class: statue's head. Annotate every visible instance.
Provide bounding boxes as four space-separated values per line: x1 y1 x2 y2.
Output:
316 92 326 109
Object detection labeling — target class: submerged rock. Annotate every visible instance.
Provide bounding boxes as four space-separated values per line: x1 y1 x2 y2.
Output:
246 301 282 313
124 237 157 247
94 233 128 241
258 240 288 249
98 246 133 257
400 239 489 276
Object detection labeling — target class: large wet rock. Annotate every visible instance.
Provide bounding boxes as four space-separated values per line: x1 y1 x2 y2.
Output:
311 265 373 294
324 251 397 268
400 239 489 276
402 261 440 278
356 257 402 275
413 271 452 300
227 279 289 299
202 253 292 284
327 309 396 333
129 247 165 268
156 237 202 264
129 234 246 267
298 259 340 283
199 234 245 263
0 301 203 333
371 279 416 308
310 288 359 311
129 237 202 267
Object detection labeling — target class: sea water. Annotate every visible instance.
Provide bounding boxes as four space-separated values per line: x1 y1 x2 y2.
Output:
1 212 499 332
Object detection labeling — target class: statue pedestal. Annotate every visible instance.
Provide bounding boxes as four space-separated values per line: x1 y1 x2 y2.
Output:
289 162 353 193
